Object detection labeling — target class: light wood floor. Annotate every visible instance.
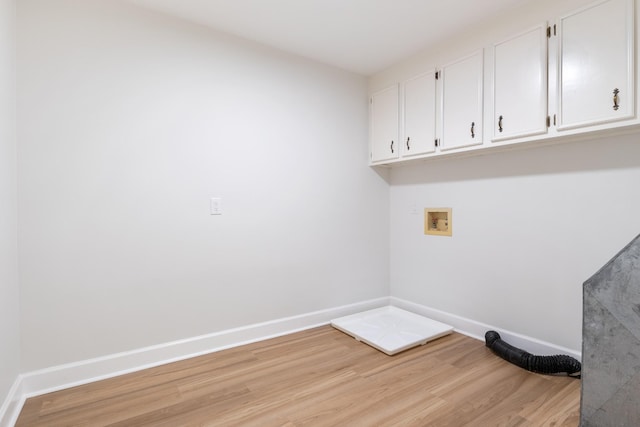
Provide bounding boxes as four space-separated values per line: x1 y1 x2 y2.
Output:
16 326 580 426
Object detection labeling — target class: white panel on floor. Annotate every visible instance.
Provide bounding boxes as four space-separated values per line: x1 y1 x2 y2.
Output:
331 306 453 355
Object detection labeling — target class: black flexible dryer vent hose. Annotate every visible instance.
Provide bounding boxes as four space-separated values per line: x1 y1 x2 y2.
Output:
485 331 581 378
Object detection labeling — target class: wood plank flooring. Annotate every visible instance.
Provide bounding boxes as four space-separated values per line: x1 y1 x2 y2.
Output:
16 326 581 426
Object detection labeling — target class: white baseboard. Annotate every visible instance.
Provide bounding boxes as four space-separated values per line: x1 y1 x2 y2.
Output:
390 297 581 360
18 297 389 401
0 377 24 427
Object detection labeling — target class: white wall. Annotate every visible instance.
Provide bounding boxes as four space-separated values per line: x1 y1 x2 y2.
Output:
18 0 632 378
390 137 640 352
375 0 640 352
17 0 389 371
0 0 20 408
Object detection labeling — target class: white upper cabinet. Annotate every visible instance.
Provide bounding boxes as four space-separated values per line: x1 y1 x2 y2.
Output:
493 24 548 141
557 0 635 130
368 0 638 166
402 72 437 157
370 85 399 163
440 50 484 151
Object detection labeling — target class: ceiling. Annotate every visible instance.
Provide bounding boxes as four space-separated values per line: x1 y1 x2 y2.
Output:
129 0 532 76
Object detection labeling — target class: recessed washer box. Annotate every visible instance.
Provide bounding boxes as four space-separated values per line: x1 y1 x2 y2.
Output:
425 208 452 236
331 306 454 355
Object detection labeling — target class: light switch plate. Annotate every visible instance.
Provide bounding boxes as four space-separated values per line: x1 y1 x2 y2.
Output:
210 198 222 215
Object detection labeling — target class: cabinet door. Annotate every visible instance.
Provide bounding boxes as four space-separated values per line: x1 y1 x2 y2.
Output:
493 25 548 141
402 72 437 157
558 0 634 130
370 85 399 163
441 50 484 151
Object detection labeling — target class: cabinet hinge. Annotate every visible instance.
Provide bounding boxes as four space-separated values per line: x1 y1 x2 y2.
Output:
546 116 551 127
553 24 556 36
547 26 551 38
435 71 439 80
553 114 557 126
434 138 439 147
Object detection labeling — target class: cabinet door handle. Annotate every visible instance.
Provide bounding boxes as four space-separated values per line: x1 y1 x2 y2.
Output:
406 137 410 150
613 88 620 111
470 122 475 138
390 140 394 153
498 115 503 133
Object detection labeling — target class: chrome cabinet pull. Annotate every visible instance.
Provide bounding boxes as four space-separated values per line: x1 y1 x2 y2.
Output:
613 88 620 111
470 122 475 138
498 115 503 133
390 140 394 153
406 137 410 150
